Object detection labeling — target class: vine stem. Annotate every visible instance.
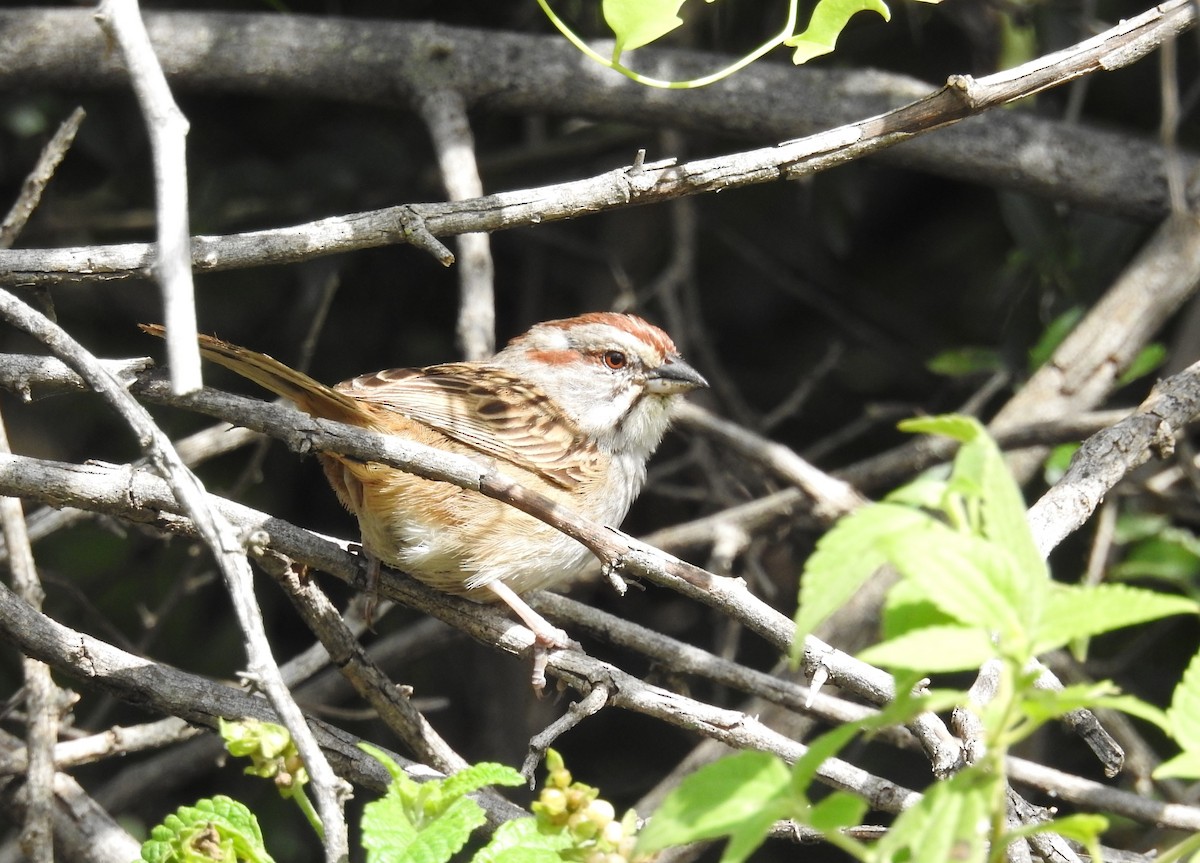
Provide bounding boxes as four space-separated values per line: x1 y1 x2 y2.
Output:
534 0 799 89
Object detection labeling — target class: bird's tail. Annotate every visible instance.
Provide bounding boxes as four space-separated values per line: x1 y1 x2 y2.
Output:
139 324 367 426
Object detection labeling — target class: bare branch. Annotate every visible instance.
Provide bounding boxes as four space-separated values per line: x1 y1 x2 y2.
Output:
94 0 200 395
416 87 494 360
0 0 1195 286
0 291 351 861
0 106 85 250
1029 355 1200 555
0 414 53 863
991 213 1200 481
0 9 1188 221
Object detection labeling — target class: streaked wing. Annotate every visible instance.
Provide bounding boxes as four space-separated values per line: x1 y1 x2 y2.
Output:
335 363 598 489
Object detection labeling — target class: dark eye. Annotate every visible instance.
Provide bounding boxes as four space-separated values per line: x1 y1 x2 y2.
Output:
602 350 627 370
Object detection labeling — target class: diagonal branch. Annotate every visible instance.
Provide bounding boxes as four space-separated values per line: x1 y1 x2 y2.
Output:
0 0 1194 286
0 293 351 862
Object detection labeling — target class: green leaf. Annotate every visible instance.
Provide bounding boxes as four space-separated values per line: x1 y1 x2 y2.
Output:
1034 584 1199 654
881 580 955 640
358 743 408 783
897 414 981 442
140 796 274 863
885 525 1027 642
1042 443 1078 485
1156 650 1200 779
791 723 863 799
873 768 992 863
1112 535 1200 585
471 818 572 863
361 787 420 863
1114 512 1173 544
636 751 792 863
604 0 687 60
962 429 1045 600
1117 342 1166 386
441 763 525 800
997 15 1037 67
358 746 521 863
1002 813 1108 861
1155 751 1200 780
926 347 1004 377
1017 683 1169 737
903 413 1046 600
883 475 950 510
364 794 486 863
1028 306 1083 372
784 0 890 64
808 791 869 831
859 623 998 672
794 503 935 655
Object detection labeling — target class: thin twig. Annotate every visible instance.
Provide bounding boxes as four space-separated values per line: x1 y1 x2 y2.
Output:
5 451 1200 832
416 88 495 360
0 414 54 863
0 290 351 862
0 106 85 250
94 0 200 395
264 551 468 775
2 0 1195 285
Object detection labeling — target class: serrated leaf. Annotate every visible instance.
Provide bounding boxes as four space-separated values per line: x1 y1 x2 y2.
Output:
604 0 686 59
1034 584 1199 654
363 793 486 863
1156 649 1200 779
471 817 572 863
858 624 998 672
441 763 525 800
1017 683 1169 736
904 414 1046 601
794 503 935 655
636 751 791 862
964 429 1045 601
785 0 890 64
361 787 420 862
140 796 273 863
885 525 1026 641
874 768 992 863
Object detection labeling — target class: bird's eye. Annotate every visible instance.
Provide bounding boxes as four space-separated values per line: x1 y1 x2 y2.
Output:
602 350 627 370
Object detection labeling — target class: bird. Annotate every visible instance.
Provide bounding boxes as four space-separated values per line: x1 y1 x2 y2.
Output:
143 313 707 689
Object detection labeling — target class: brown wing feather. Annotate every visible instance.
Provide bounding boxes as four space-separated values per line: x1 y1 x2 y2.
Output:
337 364 600 489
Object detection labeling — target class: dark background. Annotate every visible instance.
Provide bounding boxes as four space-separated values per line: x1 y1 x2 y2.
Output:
1 1 1197 860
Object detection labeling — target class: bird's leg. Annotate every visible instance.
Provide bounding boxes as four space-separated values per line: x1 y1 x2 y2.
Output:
485 580 572 693
349 543 383 629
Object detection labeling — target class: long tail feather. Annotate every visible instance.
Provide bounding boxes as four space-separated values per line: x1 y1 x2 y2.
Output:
139 324 367 426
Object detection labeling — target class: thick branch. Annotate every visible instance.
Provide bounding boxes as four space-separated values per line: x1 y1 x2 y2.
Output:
0 9 1187 222
0 4 1194 285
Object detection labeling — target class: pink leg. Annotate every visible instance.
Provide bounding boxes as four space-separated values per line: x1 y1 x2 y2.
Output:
485 580 572 693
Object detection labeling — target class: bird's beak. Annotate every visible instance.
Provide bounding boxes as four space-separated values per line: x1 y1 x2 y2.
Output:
647 355 709 394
